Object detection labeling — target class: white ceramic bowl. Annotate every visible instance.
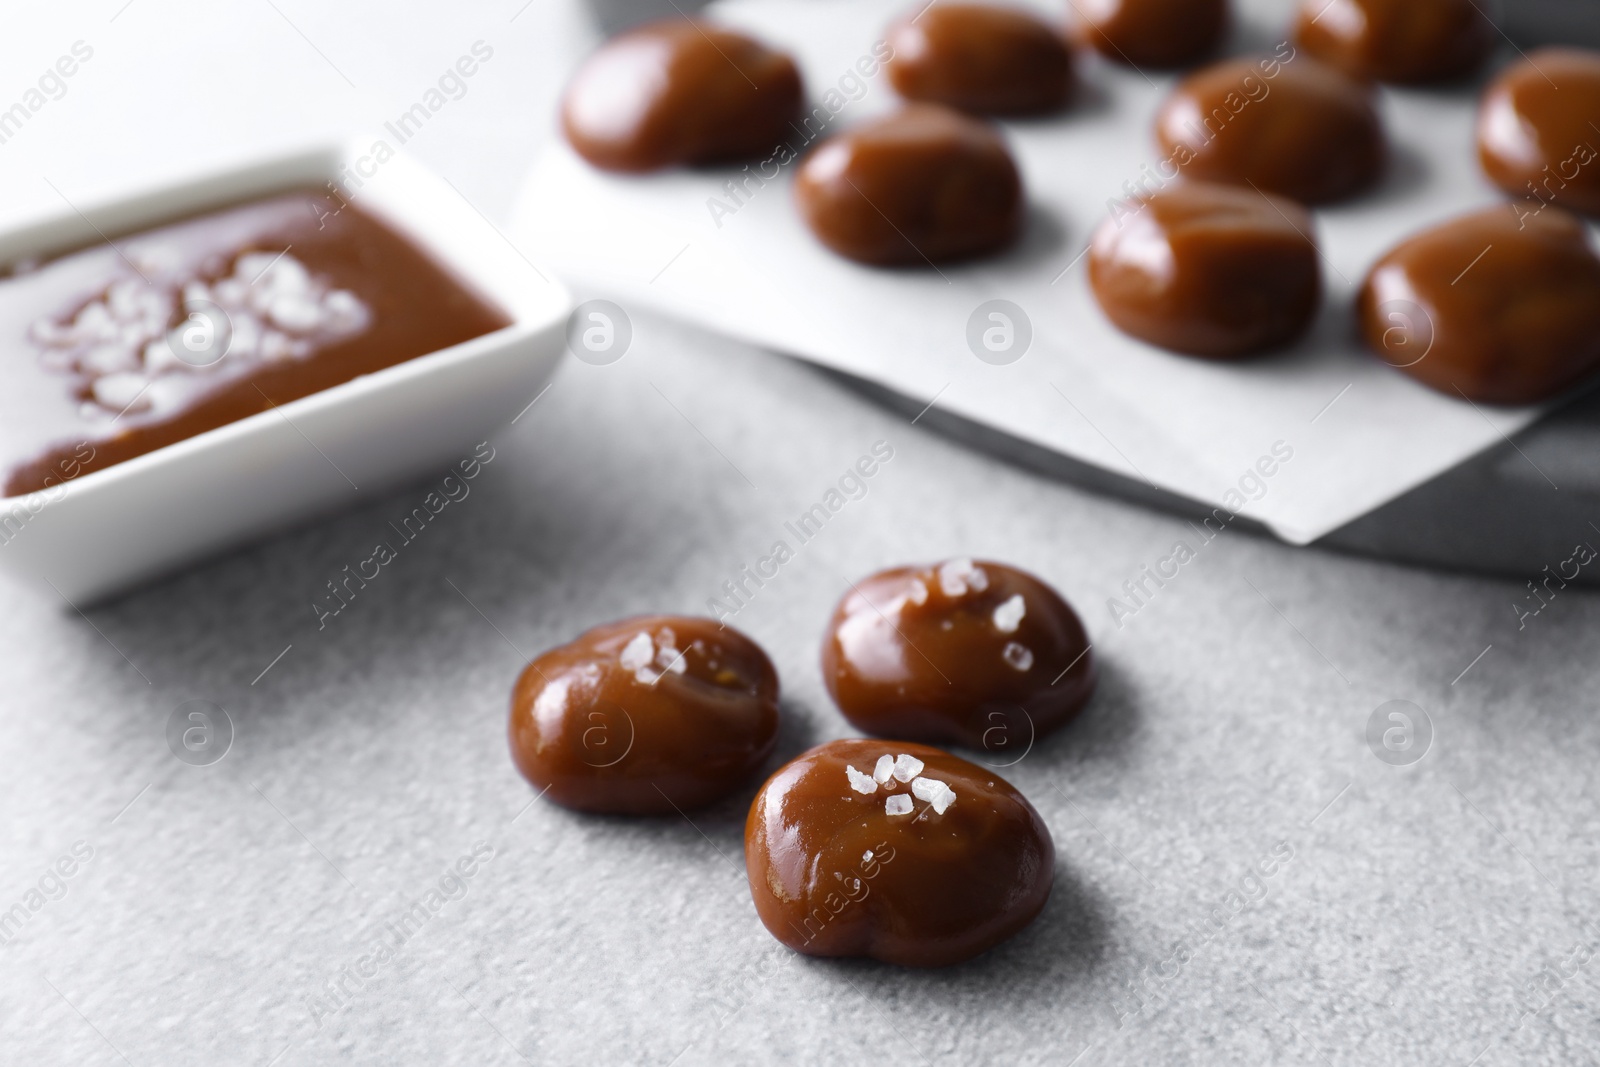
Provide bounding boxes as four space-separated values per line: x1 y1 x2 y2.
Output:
0 141 570 605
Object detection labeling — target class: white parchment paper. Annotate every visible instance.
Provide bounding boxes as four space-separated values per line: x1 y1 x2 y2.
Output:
511 0 1547 544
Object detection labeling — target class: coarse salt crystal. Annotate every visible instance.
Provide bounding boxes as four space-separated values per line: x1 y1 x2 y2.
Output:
885 794 913 816
620 632 661 682
84 343 138 376
92 371 149 412
141 339 184 376
862 850 874 864
654 632 687 674
992 593 1026 633
619 632 653 670
258 329 297 361
1002 642 1034 672
905 579 928 605
873 754 894 784
227 315 262 360
212 278 247 307
268 294 322 333
892 753 924 782
937 558 988 597
250 251 311 293
74 302 114 337
911 776 957 813
28 319 68 346
846 765 878 795
234 252 279 283
323 289 367 330
107 278 145 318
143 374 197 415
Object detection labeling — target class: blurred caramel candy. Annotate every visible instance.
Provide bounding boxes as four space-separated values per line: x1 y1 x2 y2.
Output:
562 20 803 173
794 104 1023 266
1075 0 1230 70
1294 0 1493 84
1359 206 1600 405
1154 54 1385 204
1478 47 1600 218
1089 181 1322 358
885 3 1073 115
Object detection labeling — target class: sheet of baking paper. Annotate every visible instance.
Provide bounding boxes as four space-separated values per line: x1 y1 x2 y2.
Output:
510 0 1548 545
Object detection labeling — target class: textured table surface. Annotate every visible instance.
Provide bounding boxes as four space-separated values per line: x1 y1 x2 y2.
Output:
3 3 1599 1066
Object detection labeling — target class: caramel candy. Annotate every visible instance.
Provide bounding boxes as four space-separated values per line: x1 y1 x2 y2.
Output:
745 739 1054 967
1294 0 1493 84
561 20 803 173
508 616 780 814
1155 54 1386 204
794 105 1024 266
1358 206 1600 405
1074 0 1230 70
885 3 1073 115
822 559 1095 751
1478 48 1600 218
1089 181 1322 358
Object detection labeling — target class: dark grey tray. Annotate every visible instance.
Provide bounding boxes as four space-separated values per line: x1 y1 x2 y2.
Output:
822 365 1600 585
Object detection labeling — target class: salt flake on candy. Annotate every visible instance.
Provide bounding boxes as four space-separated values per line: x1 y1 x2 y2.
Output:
891 753 924 782
992 593 1026 633
1002 642 1034 672
873 754 895 784
619 632 661 683
911 776 957 813
846 765 878 794
938 558 989 597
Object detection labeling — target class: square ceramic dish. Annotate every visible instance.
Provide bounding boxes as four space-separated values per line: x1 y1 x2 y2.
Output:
0 141 570 604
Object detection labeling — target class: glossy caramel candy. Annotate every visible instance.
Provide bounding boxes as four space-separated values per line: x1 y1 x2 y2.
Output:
509 616 781 814
1478 48 1600 218
1089 181 1322 358
1155 54 1385 204
1358 206 1600 405
885 3 1073 115
744 739 1054 967
1074 0 1230 70
1294 0 1493 84
794 105 1023 266
561 20 803 173
822 559 1095 751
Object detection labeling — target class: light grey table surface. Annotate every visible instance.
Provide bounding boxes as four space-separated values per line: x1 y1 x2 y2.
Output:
3 3 1599 1066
